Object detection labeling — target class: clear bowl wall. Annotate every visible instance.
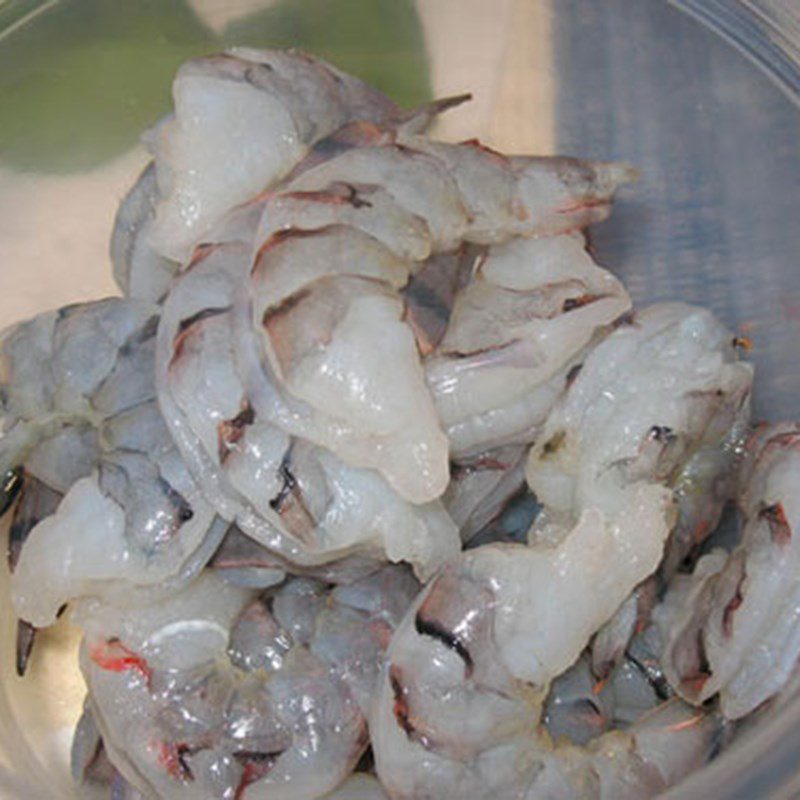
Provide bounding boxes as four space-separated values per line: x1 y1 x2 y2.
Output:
1 0 799 797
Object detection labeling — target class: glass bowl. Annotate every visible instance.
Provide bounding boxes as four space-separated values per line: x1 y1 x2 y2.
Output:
1 1 799 797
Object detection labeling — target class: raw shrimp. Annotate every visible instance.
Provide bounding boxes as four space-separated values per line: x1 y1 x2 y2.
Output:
524 302 752 678
252 137 633 482
323 774 389 800
72 701 389 800
5 472 62 674
442 445 528 543
72 700 140 798
659 422 800 719
76 566 418 799
111 161 178 303
525 303 751 567
145 49 635 517
589 578 658 682
156 239 459 578
544 625 672 747
371 484 724 798
114 52 470 302
0 299 225 629
208 523 386 589
425 235 630 458
143 47 433 264
525 303 752 527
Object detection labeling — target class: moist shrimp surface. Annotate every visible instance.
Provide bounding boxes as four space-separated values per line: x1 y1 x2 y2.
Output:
443 444 528 543
525 303 752 527
525 302 752 678
0 299 225 629
145 48 403 264
370 487 724 799
369 302 753 799
1 46 776 800
659 422 800 719
76 566 417 800
255 134 633 481
157 237 459 580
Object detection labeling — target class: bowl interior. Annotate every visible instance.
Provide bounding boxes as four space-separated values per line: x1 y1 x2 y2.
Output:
1 1 799 798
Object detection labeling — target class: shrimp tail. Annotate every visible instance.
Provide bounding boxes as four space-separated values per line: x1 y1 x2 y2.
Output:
398 93 473 135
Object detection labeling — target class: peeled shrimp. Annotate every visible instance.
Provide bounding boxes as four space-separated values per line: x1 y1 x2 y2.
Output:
111 161 177 303
141 46 635 526
370 303 751 797
659 422 800 719
76 566 417 799
0 299 225 628
156 239 459 579
253 137 633 486
523 302 752 678
525 302 752 577
442 445 528 543
143 47 419 264
370 484 723 798
544 625 671 747
426 234 630 458
208 523 386 589
73 699 389 800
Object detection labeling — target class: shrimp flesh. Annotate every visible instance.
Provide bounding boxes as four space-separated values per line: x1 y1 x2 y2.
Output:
443 445 528 543
76 566 417 799
525 303 752 526
73 699 389 800
221 136 632 505
145 48 411 263
156 239 459 579
544 624 672 746
0 300 225 628
426 235 630 458
371 485 724 798
523 302 752 678
208 523 387 589
111 161 178 303
5 472 62 674
659 422 800 719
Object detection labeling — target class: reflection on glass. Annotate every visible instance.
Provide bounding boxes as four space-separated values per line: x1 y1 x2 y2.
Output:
0 0 430 174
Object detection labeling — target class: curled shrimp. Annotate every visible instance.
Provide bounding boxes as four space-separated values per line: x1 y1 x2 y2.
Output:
76 566 417 799
156 239 459 579
73 699 390 800
370 488 724 798
143 48 408 264
112 48 461 301
370 303 749 797
544 624 673 747
659 422 800 719
250 135 632 490
525 303 752 525
443 444 528 543
524 302 752 678
139 49 634 543
425 234 630 459
0 300 225 631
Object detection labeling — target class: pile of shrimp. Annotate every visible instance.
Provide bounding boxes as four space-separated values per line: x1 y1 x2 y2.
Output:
0 48 795 799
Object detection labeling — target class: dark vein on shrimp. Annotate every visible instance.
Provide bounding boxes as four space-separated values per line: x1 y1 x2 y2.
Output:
625 650 672 702
0 467 23 518
269 447 298 512
414 614 474 676
158 477 194 526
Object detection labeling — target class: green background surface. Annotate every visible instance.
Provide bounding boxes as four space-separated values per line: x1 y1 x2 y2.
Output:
0 0 430 173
